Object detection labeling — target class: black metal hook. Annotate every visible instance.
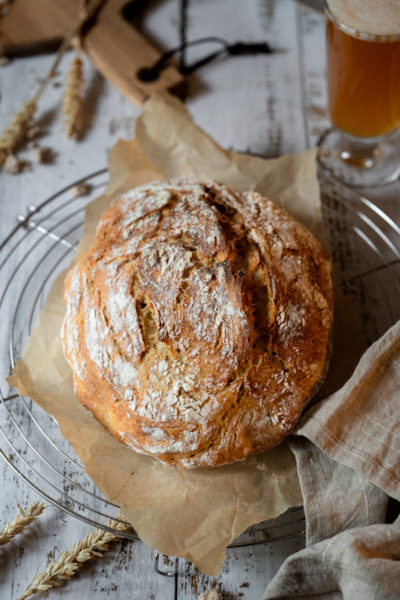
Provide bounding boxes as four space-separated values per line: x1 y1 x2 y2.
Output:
137 36 273 82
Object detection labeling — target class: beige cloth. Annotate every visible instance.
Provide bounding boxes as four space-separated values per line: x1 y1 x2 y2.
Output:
262 320 400 600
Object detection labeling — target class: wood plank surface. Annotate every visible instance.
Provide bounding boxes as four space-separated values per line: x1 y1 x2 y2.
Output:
1 1 399 599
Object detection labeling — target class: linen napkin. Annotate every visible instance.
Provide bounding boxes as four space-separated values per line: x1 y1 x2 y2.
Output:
262 319 400 600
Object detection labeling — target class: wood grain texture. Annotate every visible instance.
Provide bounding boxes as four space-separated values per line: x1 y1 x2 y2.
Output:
82 0 184 105
1 0 399 598
181 0 307 157
296 5 329 148
0 0 184 105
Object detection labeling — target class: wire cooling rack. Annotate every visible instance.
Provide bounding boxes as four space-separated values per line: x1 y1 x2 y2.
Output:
0 169 399 561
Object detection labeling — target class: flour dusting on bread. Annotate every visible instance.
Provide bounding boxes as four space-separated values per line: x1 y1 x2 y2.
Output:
62 177 333 468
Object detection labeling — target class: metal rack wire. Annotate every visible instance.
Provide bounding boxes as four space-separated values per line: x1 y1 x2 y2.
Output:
0 169 399 564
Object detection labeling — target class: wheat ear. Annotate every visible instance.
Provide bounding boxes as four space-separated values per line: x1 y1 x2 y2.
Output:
63 52 84 138
0 502 45 547
0 99 37 166
18 519 131 600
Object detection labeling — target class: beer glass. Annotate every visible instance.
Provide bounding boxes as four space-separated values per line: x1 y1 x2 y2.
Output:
318 0 400 186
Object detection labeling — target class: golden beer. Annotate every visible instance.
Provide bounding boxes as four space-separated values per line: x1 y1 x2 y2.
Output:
326 10 400 138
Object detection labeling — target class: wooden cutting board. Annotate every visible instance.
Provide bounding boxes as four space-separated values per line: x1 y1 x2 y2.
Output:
0 0 184 105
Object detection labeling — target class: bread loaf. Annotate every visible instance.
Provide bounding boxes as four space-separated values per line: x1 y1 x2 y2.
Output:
62 177 333 469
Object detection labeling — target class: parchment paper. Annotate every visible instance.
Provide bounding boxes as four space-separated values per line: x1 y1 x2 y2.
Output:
9 92 362 575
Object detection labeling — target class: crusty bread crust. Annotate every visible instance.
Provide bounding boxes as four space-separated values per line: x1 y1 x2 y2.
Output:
62 178 333 468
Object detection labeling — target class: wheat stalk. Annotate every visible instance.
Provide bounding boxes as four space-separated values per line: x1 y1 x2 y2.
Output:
0 99 37 166
63 52 84 138
18 519 131 600
0 502 45 547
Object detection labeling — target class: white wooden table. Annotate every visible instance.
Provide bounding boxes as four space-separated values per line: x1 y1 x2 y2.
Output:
0 1 399 598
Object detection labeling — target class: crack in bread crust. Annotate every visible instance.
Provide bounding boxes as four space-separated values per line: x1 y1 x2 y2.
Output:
62 177 333 469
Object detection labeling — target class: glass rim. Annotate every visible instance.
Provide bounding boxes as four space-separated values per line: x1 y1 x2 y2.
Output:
324 1 400 42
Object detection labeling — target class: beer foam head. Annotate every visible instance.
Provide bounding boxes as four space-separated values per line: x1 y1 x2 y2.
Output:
327 0 400 36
